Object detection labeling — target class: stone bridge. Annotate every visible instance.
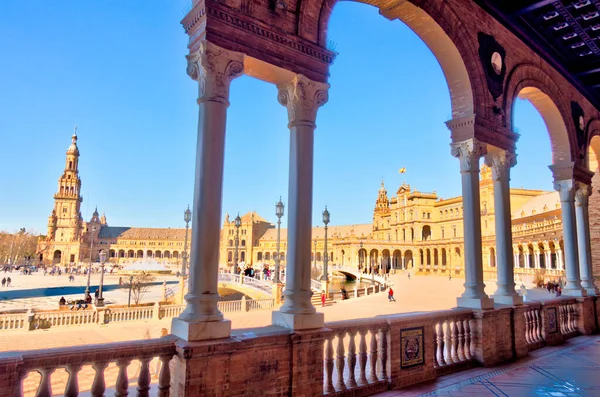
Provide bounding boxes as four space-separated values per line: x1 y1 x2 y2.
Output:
217 273 273 300
330 267 388 285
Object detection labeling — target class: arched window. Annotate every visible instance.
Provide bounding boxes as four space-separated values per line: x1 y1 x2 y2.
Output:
265 252 271 261
241 252 246 262
316 252 322 261
69 161 73 169
228 239 233 246
241 240 246 247
228 251 232 262
257 252 263 261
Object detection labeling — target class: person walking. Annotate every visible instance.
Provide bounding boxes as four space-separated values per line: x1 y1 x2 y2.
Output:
1 278 5 288
321 290 326 307
6 277 11 287
449 273 452 281
407 272 411 280
388 287 396 302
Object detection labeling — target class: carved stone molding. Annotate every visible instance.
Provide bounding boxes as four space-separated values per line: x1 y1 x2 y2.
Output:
484 150 517 182
277 74 329 127
450 139 487 173
186 40 245 105
575 183 591 207
553 179 576 203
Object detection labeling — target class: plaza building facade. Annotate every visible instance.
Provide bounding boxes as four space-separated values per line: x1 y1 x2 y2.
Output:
39 133 566 284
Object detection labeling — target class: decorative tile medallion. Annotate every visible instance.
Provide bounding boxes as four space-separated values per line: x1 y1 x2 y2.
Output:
401 326 424 368
547 307 558 334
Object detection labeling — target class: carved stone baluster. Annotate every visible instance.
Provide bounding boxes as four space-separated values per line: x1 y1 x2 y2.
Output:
559 305 566 334
357 329 368 385
115 359 131 397
137 357 152 397
91 361 108 397
35 368 54 397
443 321 453 364
64 364 82 397
435 322 444 366
335 331 347 391
456 320 465 362
463 319 472 360
524 310 532 344
324 334 335 394
450 321 459 362
368 328 378 382
157 355 172 397
569 304 577 333
377 327 388 380
346 330 358 388
535 309 543 342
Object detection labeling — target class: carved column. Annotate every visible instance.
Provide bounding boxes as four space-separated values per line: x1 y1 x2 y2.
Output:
485 149 522 305
451 139 494 309
575 184 598 295
172 40 244 341
554 180 586 296
272 74 329 330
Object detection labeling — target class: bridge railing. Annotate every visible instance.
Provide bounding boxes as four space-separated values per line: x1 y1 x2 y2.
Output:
218 272 273 296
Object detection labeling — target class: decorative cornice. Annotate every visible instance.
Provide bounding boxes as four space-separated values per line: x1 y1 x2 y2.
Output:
450 139 487 173
206 6 336 65
186 40 244 105
277 74 329 128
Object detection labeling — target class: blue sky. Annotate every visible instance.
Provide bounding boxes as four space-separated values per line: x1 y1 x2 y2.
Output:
0 1 552 234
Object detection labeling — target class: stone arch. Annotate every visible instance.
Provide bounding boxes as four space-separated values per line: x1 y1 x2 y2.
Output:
504 63 574 164
228 251 233 262
136 250 143 258
422 225 432 241
392 249 401 270
489 247 496 268
310 0 485 119
404 250 414 268
52 250 62 265
441 248 447 267
127 250 134 258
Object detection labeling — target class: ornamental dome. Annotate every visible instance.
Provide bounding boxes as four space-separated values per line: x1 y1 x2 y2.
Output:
67 127 79 155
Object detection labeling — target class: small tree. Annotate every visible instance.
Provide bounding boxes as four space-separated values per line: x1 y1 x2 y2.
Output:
122 272 156 305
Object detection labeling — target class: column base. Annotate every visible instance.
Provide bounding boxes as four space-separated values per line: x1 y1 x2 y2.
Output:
584 287 599 296
272 311 324 330
562 288 587 297
492 294 523 306
171 317 231 341
457 296 494 310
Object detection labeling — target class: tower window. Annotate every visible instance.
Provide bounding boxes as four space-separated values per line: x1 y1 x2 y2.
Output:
69 161 73 169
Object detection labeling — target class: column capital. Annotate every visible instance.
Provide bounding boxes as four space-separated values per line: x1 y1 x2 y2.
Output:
450 139 487 173
186 40 244 105
575 183 592 207
277 74 329 128
484 149 517 182
553 179 576 202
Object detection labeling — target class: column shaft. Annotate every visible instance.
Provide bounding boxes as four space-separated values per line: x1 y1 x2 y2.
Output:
485 150 521 305
172 41 244 341
272 74 329 330
451 140 493 309
555 180 585 296
575 185 598 295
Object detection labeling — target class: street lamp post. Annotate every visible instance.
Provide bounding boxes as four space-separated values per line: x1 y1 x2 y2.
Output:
275 198 284 284
182 206 192 277
234 214 241 274
322 207 330 282
178 205 192 305
85 226 96 296
96 250 107 307
321 207 330 296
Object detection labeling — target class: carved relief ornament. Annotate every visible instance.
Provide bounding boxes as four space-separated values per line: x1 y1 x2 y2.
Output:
277 74 329 128
484 150 516 182
186 41 244 105
450 139 487 173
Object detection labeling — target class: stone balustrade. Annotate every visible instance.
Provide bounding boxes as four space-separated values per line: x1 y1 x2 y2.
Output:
433 311 475 374
2 297 598 397
0 338 176 397
0 298 275 332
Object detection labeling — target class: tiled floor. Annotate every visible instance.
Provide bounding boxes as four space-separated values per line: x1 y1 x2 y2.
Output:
375 335 600 397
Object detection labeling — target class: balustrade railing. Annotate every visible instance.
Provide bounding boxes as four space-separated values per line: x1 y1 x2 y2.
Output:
218 300 242 312
311 279 322 291
16 338 176 397
160 304 185 319
33 310 98 329
108 305 154 323
557 301 578 336
245 298 275 311
432 311 474 370
524 304 544 348
0 313 26 330
324 318 389 395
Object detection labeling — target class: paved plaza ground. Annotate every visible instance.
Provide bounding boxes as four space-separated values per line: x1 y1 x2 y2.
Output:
375 335 600 397
0 271 555 352
0 271 570 396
